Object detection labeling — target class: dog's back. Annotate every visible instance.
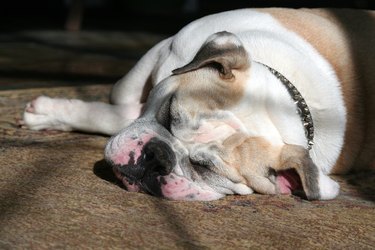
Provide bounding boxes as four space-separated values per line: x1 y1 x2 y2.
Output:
261 8 375 173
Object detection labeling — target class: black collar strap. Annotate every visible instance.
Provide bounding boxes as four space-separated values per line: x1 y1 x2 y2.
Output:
257 62 314 150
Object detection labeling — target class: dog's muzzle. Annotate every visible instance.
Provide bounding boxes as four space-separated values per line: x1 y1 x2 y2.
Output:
104 119 178 195
104 118 225 201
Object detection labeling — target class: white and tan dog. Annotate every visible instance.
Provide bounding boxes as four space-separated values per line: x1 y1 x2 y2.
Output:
22 8 375 201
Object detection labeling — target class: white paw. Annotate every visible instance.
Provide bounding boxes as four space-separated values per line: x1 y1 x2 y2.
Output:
21 96 72 131
318 173 340 200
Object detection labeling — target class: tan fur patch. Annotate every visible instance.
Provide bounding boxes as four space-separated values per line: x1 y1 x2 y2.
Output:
220 133 281 194
173 68 249 112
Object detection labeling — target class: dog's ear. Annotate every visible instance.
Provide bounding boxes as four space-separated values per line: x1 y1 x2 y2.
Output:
172 31 250 80
279 145 320 200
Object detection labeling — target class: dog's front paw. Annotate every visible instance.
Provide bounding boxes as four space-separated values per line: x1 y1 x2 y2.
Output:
318 173 340 200
21 96 72 131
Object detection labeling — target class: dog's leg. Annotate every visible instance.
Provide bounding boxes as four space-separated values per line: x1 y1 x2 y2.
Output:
21 39 173 135
110 37 172 105
189 143 254 195
21 96 143 135
242 175 277 195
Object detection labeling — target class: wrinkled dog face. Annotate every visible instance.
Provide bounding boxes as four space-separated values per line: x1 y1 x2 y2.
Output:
104 32 317 201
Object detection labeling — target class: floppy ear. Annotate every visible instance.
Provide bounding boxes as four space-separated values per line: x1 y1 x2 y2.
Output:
279 145 320 200
172 31 250 80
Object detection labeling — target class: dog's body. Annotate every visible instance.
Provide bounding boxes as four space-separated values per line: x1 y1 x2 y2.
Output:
22 8 375 201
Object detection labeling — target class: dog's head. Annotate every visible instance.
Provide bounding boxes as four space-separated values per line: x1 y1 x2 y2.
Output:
105 31 320 201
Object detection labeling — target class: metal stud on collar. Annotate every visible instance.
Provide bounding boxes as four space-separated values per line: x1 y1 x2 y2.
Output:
257 62 315 150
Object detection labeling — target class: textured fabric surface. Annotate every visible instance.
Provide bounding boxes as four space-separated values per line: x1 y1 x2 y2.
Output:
0 85 374 249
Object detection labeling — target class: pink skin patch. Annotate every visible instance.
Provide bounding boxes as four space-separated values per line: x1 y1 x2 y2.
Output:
276 169 302 194
111 133 156 166
159 173 224 201
113 168 140 192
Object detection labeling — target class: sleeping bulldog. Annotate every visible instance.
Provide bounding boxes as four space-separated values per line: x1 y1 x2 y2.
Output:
22 8 375 201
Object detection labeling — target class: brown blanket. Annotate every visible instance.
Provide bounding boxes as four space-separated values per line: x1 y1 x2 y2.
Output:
0 85 374 249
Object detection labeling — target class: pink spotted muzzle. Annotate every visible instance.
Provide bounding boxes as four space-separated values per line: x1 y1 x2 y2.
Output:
105 123 177 197
104 119 224 200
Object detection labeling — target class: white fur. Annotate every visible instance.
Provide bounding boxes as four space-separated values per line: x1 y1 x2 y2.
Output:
318 171 340 200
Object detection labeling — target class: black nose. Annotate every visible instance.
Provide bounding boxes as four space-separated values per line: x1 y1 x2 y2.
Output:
116 138 176 182
143 138 176 176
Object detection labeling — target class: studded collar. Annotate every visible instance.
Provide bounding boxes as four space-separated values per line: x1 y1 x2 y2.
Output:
257 62 314 150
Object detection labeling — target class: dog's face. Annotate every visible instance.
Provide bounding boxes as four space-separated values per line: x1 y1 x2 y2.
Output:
105 32 319 200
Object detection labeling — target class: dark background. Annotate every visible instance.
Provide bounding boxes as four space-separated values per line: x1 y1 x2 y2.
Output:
0 0 374 90
1 0 374 34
